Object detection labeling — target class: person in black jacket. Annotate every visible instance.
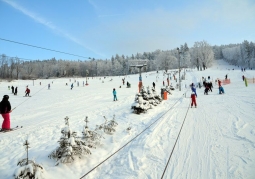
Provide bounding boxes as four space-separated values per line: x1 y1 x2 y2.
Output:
11 86 14 94
14 87 18 95
0 95 12 131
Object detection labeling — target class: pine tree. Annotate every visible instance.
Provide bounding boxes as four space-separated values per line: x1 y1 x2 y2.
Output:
82 116 103 148
96 115 118 134
14 140 44 179
49 116 91 165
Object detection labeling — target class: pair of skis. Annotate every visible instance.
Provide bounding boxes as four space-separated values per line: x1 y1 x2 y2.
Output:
0 126 23 133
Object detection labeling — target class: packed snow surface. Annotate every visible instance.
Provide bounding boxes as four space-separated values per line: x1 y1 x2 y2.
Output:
0 60 254 179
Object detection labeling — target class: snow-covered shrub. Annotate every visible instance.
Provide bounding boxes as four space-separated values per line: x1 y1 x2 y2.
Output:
14 140 44 179
49 116 91 165
95 115 118 134
82 116 103 148
131 86 163 114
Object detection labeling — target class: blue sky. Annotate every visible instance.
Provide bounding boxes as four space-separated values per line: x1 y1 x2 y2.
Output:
0 0 255 61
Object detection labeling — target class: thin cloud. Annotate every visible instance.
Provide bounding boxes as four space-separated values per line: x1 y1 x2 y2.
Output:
2 0 105 57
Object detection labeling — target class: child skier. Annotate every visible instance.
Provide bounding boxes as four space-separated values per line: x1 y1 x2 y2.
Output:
191 92 197 108
113 88 117 101
204 85 209 95
25 87 30 96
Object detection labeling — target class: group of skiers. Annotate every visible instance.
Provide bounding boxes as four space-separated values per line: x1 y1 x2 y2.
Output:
190 76 226 107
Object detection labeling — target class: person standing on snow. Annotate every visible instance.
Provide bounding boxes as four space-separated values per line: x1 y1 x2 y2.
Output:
113 88 117 101
71 83 74 90
0 95 12 131
191 92 197 108
14 87 18 95
11 86 14 94
152 82 155 89
25 87 30 97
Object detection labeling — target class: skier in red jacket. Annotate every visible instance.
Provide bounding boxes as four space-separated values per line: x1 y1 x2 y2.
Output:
25 87 30 97
191 91 197 108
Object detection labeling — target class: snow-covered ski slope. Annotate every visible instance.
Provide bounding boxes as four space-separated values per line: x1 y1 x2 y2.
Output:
0 60 254 179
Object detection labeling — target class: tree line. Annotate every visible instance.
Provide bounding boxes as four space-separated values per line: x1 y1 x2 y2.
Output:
0 40 253 80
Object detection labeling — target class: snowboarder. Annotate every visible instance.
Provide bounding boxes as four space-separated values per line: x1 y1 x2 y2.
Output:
71 83 74 90
191 92 197 108
25 87 30 97
225 74 228 80
0 95 12 131
113 88 117 101
127 81 131 88
152 82 155 89
14 87 18 95
11 86 14 94
242 75 245 81
48 84 50 90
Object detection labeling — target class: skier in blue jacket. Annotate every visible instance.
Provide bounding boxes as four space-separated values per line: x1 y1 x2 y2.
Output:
191 83 197 97
113 88 117 101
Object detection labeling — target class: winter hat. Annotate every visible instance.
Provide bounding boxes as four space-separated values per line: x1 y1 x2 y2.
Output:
3 95 9 100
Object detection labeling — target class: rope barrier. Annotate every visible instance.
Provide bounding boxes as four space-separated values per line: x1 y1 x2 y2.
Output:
161 102 190 179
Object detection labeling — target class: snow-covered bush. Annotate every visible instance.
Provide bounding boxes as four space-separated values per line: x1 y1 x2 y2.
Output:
14 140 44 179
131 86 163 114
49 116 91 165
82 116 103 148
95 115 118 134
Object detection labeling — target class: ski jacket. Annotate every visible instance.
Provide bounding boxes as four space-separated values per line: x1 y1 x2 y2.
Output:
191 87 197 97
113 90 116 95
25 88 30 93
0 99 11 114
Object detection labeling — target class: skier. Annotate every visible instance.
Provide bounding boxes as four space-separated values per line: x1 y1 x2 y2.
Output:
191 92 197 108
11 86 14 94
242 75 245 81
163 81 165 86
113 88 117 101
152 82 155 89
204 85 209 95
167 78 170 86
25 87 30 97
0 95 12 131
71 83 74 90
225 74 228 80
14 87 18 95
48 84 50 90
